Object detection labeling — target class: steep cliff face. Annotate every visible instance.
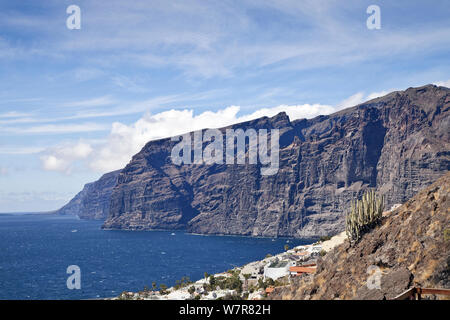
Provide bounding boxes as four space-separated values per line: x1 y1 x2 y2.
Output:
56 170 120 220
271 171 450 300
102 85 450 236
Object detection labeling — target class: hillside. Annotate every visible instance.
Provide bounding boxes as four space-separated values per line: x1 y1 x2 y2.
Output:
271 171 450 300
55 170 120 220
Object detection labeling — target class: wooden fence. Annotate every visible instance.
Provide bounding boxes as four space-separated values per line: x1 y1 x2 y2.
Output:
393 287 450 300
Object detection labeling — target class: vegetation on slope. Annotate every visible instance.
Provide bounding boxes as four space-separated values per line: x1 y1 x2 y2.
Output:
271 172 450 300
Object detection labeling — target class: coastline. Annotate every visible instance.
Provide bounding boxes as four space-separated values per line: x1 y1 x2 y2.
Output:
110 237 331 300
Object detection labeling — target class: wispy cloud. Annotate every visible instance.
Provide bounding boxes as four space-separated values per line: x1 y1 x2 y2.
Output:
111 75 150 93
1 123 109 135
0 90 230 128
72 68 105 82
0 146 45 155
0 98 41 105
0 117 39 125
2 1 449 79
0 111 33 118
61 96 116 108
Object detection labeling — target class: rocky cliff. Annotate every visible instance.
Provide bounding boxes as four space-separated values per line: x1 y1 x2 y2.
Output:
56 170 120 220
102 84 449 237
270 171 450 300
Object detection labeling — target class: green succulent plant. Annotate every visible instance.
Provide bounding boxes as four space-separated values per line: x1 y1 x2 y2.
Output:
346 189 384 244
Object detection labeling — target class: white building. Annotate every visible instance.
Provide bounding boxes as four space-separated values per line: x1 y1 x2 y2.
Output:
308 245 322 254
263 260 295 280
240 262 263 280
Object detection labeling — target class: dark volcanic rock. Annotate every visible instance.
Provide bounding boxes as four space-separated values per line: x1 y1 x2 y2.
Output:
56 170 120 220
102 85 450 236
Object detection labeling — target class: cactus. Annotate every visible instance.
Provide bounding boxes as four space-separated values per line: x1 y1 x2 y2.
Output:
346 189 384 244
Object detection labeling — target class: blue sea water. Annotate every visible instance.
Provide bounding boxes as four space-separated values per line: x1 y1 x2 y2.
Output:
0 214 314 300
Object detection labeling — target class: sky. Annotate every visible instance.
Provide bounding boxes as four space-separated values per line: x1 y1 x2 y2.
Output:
0 0 449 212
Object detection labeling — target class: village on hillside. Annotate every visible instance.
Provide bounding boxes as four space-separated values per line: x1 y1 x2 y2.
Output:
114 233 347 300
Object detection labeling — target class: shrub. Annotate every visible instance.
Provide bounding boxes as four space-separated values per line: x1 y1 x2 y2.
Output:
218 293 242 300
260 278 274 289
319 235 332 242
159 284 168 295
224 275 242 293
174 276 192 290
209 275 216 287
346 189 384 244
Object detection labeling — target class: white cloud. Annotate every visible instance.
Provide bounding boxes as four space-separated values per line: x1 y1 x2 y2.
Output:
88 103 338 172
366 90 393 100
40 141 93 173
2 123 109 135
37 103 339 174
338 92 365 109
240 104 338 122
433 80 450 88
41 155 69 173
62 96 116 108
38 89 395 174
0 146 45 155
89 106 241 172
0 117 39 125
338 89 395 109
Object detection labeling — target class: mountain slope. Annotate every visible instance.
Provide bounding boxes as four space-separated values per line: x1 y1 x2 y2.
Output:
271 171 450 300
102 84 450 236
55 170 120 220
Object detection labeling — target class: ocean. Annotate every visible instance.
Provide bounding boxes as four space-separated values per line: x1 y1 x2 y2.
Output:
0 214 313 300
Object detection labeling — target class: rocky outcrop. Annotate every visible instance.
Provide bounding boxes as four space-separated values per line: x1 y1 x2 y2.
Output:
270 171 450 300
56 170 120 220
102 84 450 237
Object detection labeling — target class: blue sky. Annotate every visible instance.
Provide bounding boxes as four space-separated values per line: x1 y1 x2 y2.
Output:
0 0 449 212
